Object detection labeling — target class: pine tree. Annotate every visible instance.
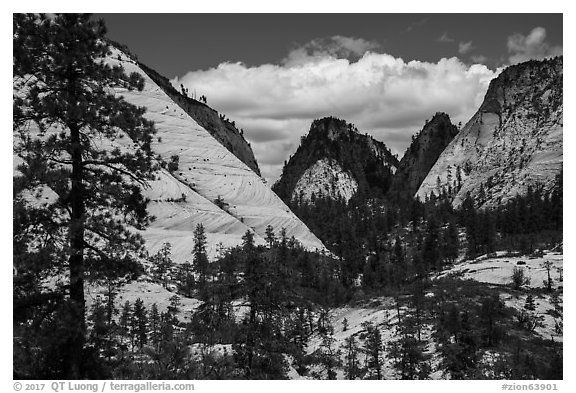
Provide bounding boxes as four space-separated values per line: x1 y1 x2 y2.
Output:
550 292 562 316
313 333 342 380
445 304 462 343
14 14 156 377
149 303 162 350
343 335 363 379
422 215 441 271
361 321 385 380
132 298 148 349
461 194 479 258
511 267 530 290
480 295 505 346
88 298 108 353
167 295 182 319
524 294 536 311
286 308 311 376
541 260 554 292
88 291 119 362
444 220 459 264
264 225 276 248
193 224 209 290
119 301 131 348
104 283 118 326
175 261 194 297
391 236 407 284
390 299 431 380
480 212 497 255
390 333 429 379
150 242 174 288
233 230 290 379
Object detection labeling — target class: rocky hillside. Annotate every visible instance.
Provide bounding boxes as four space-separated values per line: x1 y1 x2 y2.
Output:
111 40 260 176
389 112 459 200
416 57 563 208
273 117 398 204
14 45 326 261
301 250 563 380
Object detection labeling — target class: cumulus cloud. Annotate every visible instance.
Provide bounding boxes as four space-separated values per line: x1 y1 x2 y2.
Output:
174 44 498 183
507 27 562 64
282 35 380 66
470 54 488 64
437 32 455 43
458 41 474 54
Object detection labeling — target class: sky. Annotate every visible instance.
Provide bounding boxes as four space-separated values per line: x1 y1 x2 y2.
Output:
97 14 563 183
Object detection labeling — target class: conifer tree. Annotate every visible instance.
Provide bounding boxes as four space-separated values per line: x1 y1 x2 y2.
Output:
265 225 276 248
444 220 459 264
119 301 131 348
361 321 385 380
104 283 118 326
390 307 430 380
149 303 162 350
511 267 530 290
132 298 148 349
317 308 332 335
541 260 554 292
150 242 174 288
88 298 109 354
343 335 363 379
524 294 536 311
167 295 182 319
14 13 156 377
480 295 505 346
422 215 441 271
233 230 291 379
460 194 479 258
313 333 342 380
286 308 311 376
193 224 209 290
176 261 195 297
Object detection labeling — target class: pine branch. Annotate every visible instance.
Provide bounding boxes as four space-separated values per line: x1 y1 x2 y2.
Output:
83 159 149 187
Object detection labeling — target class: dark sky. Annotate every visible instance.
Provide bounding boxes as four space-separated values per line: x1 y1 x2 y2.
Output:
96 14 562 78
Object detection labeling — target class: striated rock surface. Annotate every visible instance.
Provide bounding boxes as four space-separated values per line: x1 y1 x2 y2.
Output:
136 61 261 176
14 46 326 262
416 57 563 208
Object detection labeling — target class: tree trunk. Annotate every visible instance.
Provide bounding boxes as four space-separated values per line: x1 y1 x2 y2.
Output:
66 122 86 379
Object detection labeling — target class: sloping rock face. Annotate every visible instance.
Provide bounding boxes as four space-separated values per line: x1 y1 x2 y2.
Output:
110 48 326 260
136 61 261 176
273 117 398 204
14 46 326 261
389 112 459 200
416 57 563 208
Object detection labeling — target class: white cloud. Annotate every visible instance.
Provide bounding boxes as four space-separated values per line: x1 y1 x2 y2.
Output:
470 54 488 64
283 35 380 66
437 32 455 43
174 49 498 183
458 41 474 54
507 27 562 64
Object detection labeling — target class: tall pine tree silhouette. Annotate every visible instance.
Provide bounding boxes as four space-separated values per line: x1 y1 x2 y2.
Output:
14 14 156 377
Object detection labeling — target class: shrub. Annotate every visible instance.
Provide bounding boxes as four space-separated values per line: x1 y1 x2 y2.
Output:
168 155 179 172
511 267 531 290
